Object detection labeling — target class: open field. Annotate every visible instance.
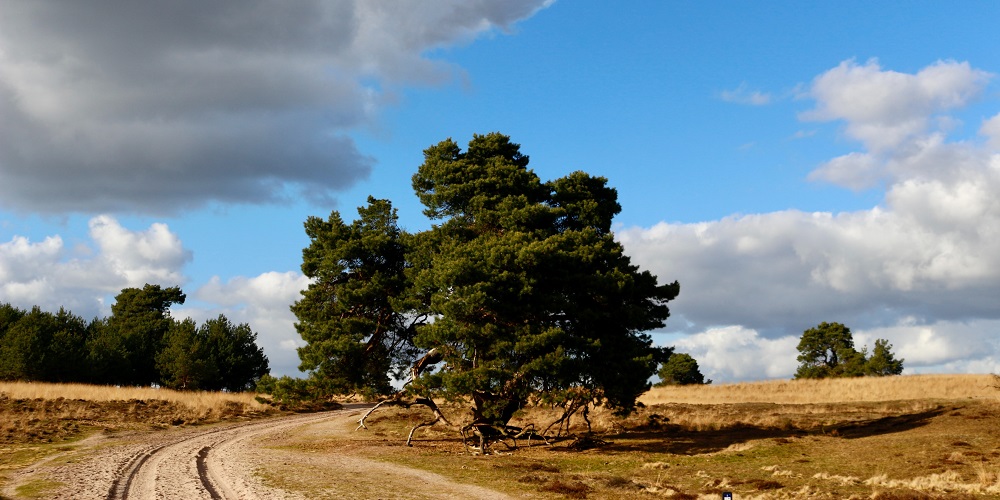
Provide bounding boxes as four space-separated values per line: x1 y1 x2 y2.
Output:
2 375 1000 499
640 374 1000 405
268 374 1000 499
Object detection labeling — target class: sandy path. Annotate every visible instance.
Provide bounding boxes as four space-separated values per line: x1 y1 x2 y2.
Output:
4 406 511 499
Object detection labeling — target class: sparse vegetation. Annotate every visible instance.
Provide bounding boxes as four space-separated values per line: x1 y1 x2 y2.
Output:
640 373 999 405
316 374 1000 499
5 373 1000 498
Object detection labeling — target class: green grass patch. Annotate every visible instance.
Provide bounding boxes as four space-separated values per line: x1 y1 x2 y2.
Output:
14 479 63 498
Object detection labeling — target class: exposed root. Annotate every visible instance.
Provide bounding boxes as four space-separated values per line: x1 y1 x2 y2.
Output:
355 395 452 446
461 422 547 455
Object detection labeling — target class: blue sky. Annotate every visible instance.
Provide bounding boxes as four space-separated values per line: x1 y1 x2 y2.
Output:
3 1 1000 381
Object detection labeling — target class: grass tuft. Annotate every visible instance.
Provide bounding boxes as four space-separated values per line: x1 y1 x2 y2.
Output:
540 478 590 498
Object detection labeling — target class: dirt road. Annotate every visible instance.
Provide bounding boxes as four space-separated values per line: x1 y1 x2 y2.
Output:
5 405 510 499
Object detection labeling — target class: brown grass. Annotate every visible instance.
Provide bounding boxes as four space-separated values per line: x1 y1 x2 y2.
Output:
273 374 1000 499
0 381 277 446
640 374 1000 405
0 381 269 413
5 375 1000 499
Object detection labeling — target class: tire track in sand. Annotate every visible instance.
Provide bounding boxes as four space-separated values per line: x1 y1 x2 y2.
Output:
107 410 344 499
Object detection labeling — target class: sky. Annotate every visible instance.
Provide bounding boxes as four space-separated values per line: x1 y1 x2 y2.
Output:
2 1 1000 383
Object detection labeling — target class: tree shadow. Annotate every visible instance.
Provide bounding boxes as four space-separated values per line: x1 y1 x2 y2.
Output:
594 406 949 456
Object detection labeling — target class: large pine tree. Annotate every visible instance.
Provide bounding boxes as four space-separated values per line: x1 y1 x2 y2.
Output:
292 133 679 446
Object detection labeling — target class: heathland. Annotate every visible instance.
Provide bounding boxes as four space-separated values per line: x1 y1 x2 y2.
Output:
2 374 1000 499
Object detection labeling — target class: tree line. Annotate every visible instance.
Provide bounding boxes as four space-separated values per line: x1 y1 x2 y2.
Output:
0 284 269 391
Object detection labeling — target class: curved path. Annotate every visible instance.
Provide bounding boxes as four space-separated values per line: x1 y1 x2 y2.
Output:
7 405 510 500
106 410 338 499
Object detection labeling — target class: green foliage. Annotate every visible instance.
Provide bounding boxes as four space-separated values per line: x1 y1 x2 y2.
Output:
291 197 418 397
0 306 54 381
657 352 711 386
199 315 270 392
157 318 216 390
255 374 339 411
0 305 88 382
88 284 186 385
865 338 905 376
0 288 269 390
294 132 679 430
795 322 903 379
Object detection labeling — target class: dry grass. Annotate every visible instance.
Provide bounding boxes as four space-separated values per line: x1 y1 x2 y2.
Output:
0 381 278 446
0 380 269 413
280 374 1000 499
640 374 1000 405
5 375 1000 499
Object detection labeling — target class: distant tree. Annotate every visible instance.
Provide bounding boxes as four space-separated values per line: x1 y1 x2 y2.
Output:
0 293 270 389
865 338 904 376
795 322 903 379
0 306 54 381
200 315 269 392
42 308 90 382
87 284 185 385
0 303 27 334
0 303 27 379
795 322 858 379
656 352 711 386
157 318 216 390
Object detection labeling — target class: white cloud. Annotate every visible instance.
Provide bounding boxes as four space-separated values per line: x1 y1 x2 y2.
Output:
980 112 1000 149
627 60 1000 380
720 82 772 106
808 152 882 190
88 216 190 286
177 272 313 377
801 59 991 153
0 216 190 317
0 1 551 214
853 319 998 368
670 326 799 382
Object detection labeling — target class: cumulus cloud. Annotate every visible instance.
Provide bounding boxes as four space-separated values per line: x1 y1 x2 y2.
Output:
801 59 991 153
0 0 551 214
177 271 313 377
981 112 1000 149
0 216 190 317
627 59 1000 379
671 326 799 382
